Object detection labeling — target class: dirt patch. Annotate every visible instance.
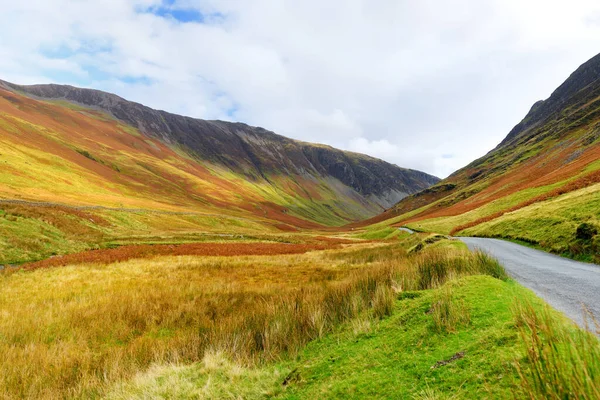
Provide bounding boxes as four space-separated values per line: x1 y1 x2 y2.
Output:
431 351 465 369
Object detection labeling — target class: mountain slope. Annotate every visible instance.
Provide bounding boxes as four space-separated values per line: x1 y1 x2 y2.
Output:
370 52 600 261
0 80 438 211
0 79 438 263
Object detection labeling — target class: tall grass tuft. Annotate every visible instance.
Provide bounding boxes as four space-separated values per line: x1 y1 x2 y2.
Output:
372 284 395 319
415 249 507 290
416 250 450 289
430 285 471 333
200 268 398 363
471 251 508 281
514 302 600 399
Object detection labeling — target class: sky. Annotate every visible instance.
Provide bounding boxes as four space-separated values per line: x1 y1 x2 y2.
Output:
1 1 600 178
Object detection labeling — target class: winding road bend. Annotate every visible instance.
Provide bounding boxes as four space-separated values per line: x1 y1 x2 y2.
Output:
460 237 600 331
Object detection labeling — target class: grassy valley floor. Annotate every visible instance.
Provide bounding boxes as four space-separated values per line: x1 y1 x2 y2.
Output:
106 274 600 399
2 233 598 399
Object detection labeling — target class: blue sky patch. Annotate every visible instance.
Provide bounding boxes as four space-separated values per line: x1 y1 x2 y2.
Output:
153 6 204 23
140 1 225 24
40 45 76 59
225 104 239 118
120 76 154 85
40 39 113 60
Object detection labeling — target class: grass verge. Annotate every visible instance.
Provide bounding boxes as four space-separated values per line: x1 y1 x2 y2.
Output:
514 302 600 399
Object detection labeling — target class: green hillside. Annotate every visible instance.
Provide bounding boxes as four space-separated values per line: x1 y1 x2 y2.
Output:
369 53 600 262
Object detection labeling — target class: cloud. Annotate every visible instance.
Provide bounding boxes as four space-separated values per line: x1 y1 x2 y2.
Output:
1 0 600 178
347 138 399 161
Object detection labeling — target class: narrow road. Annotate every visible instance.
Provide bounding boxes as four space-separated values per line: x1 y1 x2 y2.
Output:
460 237 600 331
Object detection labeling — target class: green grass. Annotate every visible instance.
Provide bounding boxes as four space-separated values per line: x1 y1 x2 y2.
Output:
245 174 380 227
3 232 597 399
106 352 287 400
368 200 439 229
404 179 575 235
427 237 468 252
513 301 600 399
0 235 514 399
280 276 521 399
353 226 401 240
107 275 566 399
0 210 91 264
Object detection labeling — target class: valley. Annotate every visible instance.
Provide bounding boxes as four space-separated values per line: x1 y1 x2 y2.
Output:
0 80 437 265
2 229 597 399
2 51 600 399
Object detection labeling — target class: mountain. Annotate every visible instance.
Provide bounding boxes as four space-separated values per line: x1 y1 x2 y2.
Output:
0 79 438 262
0 80 437 213
371 52 600 261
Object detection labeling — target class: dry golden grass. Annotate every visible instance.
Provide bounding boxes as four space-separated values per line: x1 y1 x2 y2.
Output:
0 243 506 399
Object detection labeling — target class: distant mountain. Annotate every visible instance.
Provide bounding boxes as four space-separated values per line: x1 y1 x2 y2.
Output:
371 52 600 260
0 79 438 228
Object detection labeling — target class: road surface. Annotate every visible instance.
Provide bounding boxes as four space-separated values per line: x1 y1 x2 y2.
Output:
460 237 600 330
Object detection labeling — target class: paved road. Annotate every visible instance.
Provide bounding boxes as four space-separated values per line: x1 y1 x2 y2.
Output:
460 237 600 330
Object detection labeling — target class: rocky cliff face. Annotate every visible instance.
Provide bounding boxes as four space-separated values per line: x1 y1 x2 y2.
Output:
0 80 438 208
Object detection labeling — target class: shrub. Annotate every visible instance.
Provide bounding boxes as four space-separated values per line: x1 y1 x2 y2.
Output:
576 223 598 241
568 242 585 256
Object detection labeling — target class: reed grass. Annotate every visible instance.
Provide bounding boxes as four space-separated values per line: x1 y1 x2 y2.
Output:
0 244 509 399
430 285 471 333
514 302 600 399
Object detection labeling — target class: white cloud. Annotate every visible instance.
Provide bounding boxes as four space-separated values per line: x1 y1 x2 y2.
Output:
347 138 399 161
1 0 600 178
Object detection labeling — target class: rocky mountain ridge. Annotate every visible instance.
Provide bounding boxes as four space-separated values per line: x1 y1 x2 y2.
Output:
0 80 439 209
499 52 600 148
